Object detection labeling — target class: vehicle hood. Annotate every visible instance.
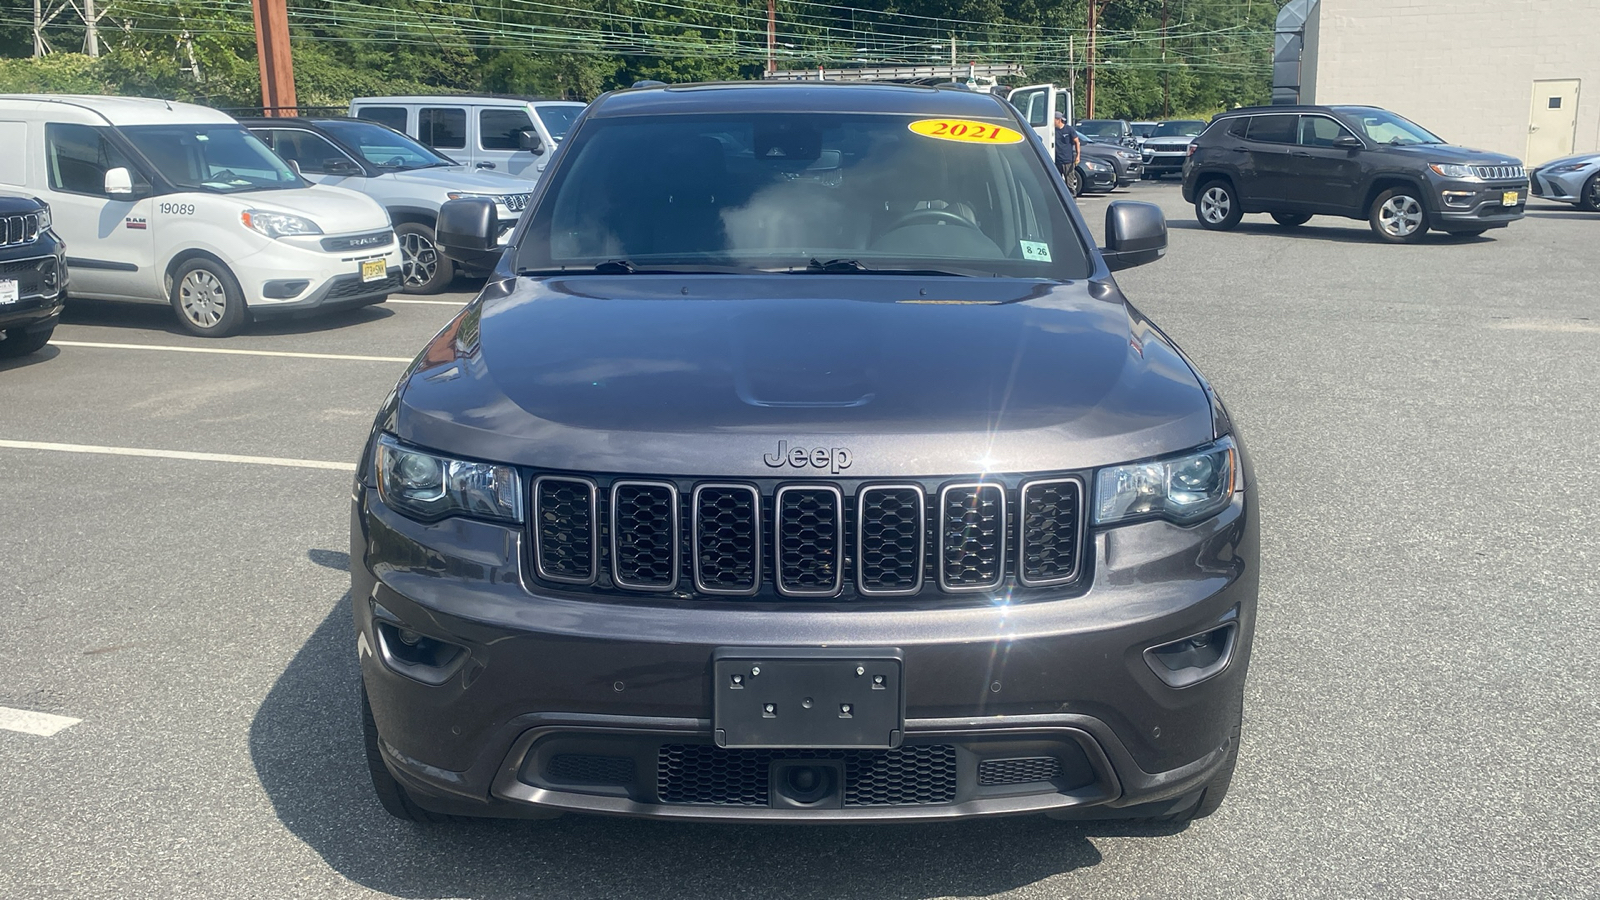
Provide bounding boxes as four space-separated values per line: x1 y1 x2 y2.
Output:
1142 136 1195 149
383 166 530 194
1080 142 1131 159
245 186 390 234
1385 143 1523 166
1533 151 1600 170
392 276 1215 477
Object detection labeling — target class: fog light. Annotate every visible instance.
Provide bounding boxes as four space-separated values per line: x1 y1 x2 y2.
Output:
371 605 469 685
1144 623 1237 688
1441 191 1474 208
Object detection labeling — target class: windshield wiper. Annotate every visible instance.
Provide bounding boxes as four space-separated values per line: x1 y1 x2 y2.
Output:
796 258 974 277
516 261 766 277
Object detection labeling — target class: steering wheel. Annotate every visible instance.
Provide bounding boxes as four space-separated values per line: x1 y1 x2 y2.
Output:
383 157 407 168
887 208 980 230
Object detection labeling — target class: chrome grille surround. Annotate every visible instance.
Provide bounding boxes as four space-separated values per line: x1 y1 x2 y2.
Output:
1017 477 1086 587
1470 164 1525 181
856 485 926 596
532 475 599 584
2 213 41 247
774 485 844 597
691 483 762 596
609 480 680 591
938 483 1007 592
502 193 533 212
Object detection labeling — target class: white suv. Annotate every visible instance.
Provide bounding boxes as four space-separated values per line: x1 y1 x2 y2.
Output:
0 95 399 337
349 95 586 182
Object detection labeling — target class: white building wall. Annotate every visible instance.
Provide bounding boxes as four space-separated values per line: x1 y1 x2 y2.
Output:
1313 0 1600 164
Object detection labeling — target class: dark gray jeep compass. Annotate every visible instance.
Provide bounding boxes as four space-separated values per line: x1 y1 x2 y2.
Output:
352 82 1257 825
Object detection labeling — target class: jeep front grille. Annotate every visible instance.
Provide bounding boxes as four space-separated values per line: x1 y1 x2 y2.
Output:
1471 165 1525 181
1 213 40 247
526 474 1087 600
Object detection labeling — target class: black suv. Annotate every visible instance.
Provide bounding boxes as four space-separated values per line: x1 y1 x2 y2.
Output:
1182 105 1527 243
355 82 1256 826
0 194 67 358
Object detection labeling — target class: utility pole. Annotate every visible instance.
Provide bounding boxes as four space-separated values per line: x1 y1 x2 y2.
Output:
1067 36 1076 118
767 0 775 75
251 0 297 116
32 0 47 56
950 34 956 69
1086 1 1109 119
1161 0 1169 117
83 0 98 57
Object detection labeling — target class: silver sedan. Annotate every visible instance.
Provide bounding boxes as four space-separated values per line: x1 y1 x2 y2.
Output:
1529 152 1600 211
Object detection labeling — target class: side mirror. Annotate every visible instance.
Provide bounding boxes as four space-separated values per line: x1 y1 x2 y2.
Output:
1333 134 1363 149
104 166 145 199
515 129 544 154
323 157 360 175
1101 201 1167 271
436 198 500 255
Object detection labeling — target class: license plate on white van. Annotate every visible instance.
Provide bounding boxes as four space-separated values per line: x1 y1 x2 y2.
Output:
0 279 17 305
360 259 386 283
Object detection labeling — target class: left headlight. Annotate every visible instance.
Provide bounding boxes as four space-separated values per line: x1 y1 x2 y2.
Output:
240 209 322 238
1094 437 1236 526
35 203 51 233
1547 161 1596 174
1083 159 1110 172
376 435 523 524
1428 163 1476 179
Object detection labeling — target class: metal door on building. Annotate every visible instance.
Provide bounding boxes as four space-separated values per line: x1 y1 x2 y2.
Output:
1527 80 1580 165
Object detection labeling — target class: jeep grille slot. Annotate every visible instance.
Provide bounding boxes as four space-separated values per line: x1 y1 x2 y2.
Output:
939 484 1006 591
533 476 599 583
1018 478 1084 586
692 484 761 595
775 485 843 596
857 486 925 595
610 481 680 591
2 213 40 247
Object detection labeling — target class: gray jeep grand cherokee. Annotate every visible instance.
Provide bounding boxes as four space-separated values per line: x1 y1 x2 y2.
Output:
352 81 1257 826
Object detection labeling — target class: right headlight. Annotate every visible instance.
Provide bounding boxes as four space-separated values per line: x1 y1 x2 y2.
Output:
1082 159 1110 172
1094 437 1237 526
1427 163 1476 179
240 209 322 238
376 435 523 523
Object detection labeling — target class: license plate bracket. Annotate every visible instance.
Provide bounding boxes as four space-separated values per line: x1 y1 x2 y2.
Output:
0 279 17 305
712 648 904 749
1502 190 1520 207
360 259 386 282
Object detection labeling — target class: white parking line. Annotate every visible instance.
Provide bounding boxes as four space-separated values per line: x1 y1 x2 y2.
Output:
0 439 356 472
0 706 81 737
50 340 412 363
1490 320 1600 334
386 298 467 306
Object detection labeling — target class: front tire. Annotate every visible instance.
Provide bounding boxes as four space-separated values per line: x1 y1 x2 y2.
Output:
1195 180 1243 230
1369 188 1429 243
362 686 452 823
170 259 248 337
1169 722 1240 824
1580 173 1600 212
0 324 54 357
1270 212 1311 227
396 222 453 295
1066 167 1084 198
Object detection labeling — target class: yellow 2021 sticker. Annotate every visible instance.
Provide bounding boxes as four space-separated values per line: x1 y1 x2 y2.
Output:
908 119 1025 145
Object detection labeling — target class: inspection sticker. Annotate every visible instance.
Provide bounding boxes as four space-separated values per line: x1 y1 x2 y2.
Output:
908 119 1025 145
1020 241 1052 262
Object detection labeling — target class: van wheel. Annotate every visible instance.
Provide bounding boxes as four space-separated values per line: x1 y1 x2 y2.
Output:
362 685 453 823
396 222 453 295
1270 212 1311 227
1195 180 1242 230
171 259 249 337
1369 188 1429 243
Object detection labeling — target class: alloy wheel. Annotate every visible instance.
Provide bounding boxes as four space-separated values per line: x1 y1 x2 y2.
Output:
179 270 226 329
1378 195 1424 237
400 232 439 288
1200 187 1231 224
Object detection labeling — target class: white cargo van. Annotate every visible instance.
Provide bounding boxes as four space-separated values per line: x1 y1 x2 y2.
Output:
0 95 401 337
349 95 586 181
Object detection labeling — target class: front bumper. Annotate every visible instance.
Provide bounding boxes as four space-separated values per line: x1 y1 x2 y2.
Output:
233 232 402 314
1142 151 1188 175
1080 166 1118 193
0 249 67 332
1432 179 1528 230
351 468 1259 822
1529 166 1595 203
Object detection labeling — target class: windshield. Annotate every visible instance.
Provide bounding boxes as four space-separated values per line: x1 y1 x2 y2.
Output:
318 119 452 169
516 111 1091 279
1344 109 1443 145
535 106 583 141
1130 123 1157 138
120 125 300 193
1151 120 1205 138
1075 120 1124 139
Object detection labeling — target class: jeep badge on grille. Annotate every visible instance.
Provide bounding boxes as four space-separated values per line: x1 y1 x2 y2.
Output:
763 440 853 474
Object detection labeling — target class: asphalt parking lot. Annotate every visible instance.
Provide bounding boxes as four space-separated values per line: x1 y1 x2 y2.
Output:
3 181 1597 899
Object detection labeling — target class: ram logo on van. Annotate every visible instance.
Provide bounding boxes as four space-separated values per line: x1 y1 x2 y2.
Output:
762 441 853 474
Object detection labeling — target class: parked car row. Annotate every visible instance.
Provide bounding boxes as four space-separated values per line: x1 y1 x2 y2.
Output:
0 92 587 347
